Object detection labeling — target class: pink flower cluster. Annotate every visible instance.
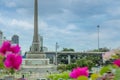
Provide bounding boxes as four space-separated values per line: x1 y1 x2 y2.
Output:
69 67 89 79
0 41 22 70
113 59 120 67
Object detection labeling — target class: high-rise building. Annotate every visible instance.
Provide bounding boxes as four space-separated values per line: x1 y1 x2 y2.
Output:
11 35 19 44
0 30 3 45
43 47 48 52
39 35 43 52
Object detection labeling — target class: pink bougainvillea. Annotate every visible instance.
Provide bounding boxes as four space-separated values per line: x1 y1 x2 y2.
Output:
0 40 22 71
10 44 20 53
4 52 22 70
113 59 120 67
0 41 11 55
69 67 89 79
0 40 20 55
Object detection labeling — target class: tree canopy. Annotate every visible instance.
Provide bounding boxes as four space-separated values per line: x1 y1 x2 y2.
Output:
89 47 110 52
62 48 75 52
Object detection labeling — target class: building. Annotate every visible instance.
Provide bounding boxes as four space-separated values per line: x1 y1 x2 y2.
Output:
0 30 3 45
11 34 19 44
39 35 43 52
43 47 48 52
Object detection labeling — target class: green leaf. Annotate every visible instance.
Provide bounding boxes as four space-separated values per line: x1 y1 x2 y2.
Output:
61 72 69 79
47 71 71 80
10 69 15 75
0 56 5 69
114 68 120 80
91 73 99 80
100 65 112 75
47 74 54 79
77 76 88 80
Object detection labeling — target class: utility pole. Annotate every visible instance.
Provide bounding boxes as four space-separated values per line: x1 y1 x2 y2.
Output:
97 25 100 52
55 42 59 65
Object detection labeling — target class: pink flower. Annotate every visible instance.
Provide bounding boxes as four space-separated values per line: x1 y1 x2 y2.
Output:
4 52 22 70
0 41 11 55
10 44 20 53
113 59 120 67
69 67 89 79
0 41 21 55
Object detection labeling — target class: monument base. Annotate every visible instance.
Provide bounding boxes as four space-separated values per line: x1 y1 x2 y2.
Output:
21 64 57 73
26 51 46 58
23 59 49 66
23 52 55 73
22 59 57 73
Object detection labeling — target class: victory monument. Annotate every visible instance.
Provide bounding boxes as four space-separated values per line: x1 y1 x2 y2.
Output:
26 0 46 59
22 0 55 72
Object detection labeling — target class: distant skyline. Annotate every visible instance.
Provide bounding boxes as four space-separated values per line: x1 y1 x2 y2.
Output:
0 0 120 54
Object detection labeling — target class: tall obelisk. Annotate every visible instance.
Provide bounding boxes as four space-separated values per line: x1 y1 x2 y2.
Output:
26 0 45 58
32 0 40 52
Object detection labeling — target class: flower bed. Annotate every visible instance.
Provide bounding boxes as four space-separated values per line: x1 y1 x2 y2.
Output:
48 58 120 80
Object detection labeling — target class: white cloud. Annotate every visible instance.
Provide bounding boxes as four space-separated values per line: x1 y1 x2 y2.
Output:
46 9 80 24
103 19 120 27
0 15 33 30
5 1 16 8
107 7 120 16
16 8 29 15
0 17 4 24
66 24 78 30
39 20 48 29
9 19 33 30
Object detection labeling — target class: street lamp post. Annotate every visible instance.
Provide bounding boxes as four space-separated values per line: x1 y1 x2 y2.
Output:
55 42 59 65
97 25 100 52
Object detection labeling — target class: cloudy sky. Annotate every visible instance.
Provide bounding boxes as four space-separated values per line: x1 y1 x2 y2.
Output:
0 0 120 54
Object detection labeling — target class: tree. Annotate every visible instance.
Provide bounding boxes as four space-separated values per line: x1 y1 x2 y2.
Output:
89 47 110 52
76 59 95 70
99 47 110 52
62 48 75 52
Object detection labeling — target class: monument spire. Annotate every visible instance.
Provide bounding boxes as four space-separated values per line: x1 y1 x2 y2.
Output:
32 0 40 52
26 0 45 58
